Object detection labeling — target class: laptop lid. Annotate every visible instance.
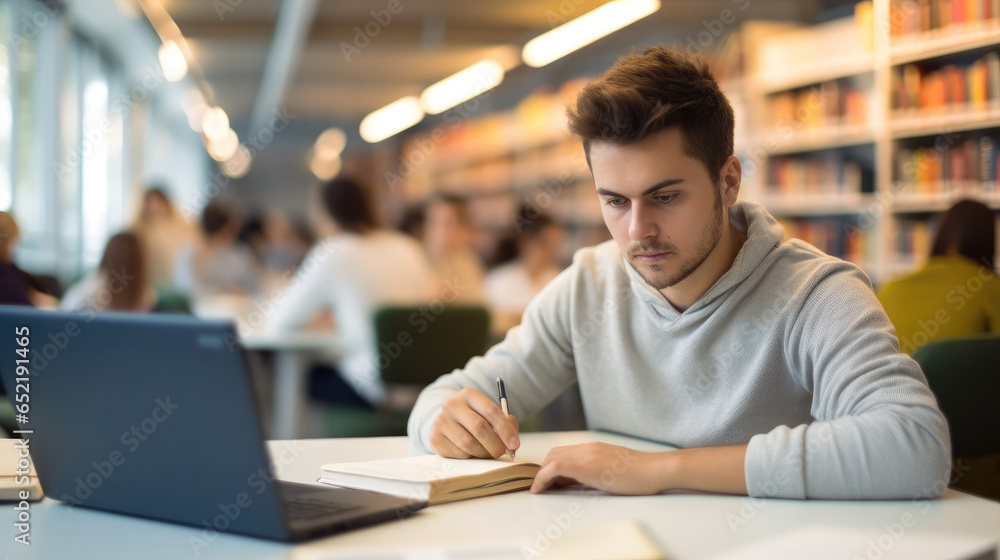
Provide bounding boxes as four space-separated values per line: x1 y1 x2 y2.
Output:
0 308 291 540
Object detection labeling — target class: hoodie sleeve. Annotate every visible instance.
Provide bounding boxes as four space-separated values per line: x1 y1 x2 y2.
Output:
744 262 952 499
407 267 579 455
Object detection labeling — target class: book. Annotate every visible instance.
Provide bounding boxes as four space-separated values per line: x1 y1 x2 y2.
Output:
318 454 541 505
0 439 44 501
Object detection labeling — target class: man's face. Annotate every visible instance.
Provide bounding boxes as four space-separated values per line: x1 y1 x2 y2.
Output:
591 126 724 290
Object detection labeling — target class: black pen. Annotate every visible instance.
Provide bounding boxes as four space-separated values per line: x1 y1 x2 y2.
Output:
496 376 515 460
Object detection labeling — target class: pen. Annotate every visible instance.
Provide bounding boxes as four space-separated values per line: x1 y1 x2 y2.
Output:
496 376 515 460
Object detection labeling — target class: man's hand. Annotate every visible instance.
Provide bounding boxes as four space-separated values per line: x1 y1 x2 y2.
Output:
429 387 520 459
529 442 664 495
529 442 749 496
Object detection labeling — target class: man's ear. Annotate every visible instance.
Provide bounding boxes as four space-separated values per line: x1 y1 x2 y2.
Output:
720 155 742 207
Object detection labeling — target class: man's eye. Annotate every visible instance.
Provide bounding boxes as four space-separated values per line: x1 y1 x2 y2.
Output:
606 198 626 207
656 195 677 203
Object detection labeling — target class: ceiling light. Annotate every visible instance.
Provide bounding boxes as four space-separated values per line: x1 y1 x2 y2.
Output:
315 127 347 159
222 145 252 179
522 0 660 68
310 155 342 181
359 96 424 143
420 60 505 115
207 128 239 162
202 107 230 142
158 39 188 82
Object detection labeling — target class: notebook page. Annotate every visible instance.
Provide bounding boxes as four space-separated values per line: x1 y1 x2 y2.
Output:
320 454 535 483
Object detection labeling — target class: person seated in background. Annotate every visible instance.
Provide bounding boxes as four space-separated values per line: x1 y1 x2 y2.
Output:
423 194 486 304
268 176 438 409
0 212 58 308
61 232 156 313
133 187 195 291
485 206 566 334
173 202 261 308
878 199 999 354
398 203 426 241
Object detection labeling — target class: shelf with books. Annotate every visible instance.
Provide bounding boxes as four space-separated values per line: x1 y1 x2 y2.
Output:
889 0 1000 63
890 22 1000 64
761 125 874 156
775 215 873 267
890 106 1000 138
890 190 1000 212
755 193 876 217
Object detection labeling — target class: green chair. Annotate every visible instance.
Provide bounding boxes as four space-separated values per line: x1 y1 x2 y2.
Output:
152 290 192 314
325 305 491 437
912 335 1000 458
0 398 15 435
913 335 1000 501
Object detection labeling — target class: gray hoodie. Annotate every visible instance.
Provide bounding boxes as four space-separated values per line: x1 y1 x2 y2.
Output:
408 201 951 499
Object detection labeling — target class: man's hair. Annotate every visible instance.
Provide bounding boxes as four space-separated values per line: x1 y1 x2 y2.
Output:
322 177 379 234
930 199 996 271
567 45 735 184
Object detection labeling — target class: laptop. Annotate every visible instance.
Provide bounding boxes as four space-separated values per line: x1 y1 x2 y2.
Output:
0 307 426 542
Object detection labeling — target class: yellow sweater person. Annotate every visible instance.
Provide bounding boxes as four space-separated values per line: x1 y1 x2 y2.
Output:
878 200 1000 354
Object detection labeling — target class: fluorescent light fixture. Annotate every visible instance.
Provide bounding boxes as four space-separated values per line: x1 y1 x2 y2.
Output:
420 60 505 115
158 39 188 82
315 127 347 159
522 0 660 68
202 107 230 142
359 96 424 143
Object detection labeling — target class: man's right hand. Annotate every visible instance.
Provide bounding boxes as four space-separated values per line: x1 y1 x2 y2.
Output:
429 387 520 459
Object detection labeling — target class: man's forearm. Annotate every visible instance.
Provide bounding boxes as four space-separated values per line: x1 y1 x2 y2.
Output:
663 444 748 495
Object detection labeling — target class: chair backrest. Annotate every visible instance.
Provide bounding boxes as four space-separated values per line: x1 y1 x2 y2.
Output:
912 335 1000 457
373 305 491 387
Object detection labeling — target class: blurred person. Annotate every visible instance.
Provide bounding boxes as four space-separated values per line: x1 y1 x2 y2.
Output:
0 212 57 308
262 210 306 272
173 202 260 303
61 232 156 313
268 177 437 407
133 187 196 290
485 207 566 332
423 195 486 303
398 203 427 241
878 199 1000 354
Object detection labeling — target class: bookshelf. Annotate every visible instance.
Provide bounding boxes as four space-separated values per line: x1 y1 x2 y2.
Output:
391 0 1000 282
744 0 1000 284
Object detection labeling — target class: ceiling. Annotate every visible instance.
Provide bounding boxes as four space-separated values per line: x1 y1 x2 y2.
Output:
146 0 832 211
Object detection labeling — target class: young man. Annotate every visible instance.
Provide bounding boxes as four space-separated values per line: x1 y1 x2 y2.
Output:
407 46 951 499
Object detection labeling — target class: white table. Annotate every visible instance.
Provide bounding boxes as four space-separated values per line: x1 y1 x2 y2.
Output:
2 431 997 559
241 331 342 440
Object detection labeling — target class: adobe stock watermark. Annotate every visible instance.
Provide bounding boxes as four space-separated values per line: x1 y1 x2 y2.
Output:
221 237 343 348
6 0 68 53
521 446 637 559
59 397 181 508
188 440 307 554
682 0 751 59
181 106 296 220
340 0 414 63
384 75 500 193
352 276 474 397
53 64 168 179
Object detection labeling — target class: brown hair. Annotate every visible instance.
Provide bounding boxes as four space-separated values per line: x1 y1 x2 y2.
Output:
99 232 149 311
930 199 996 271
567 45 735 184
0 212 19 264
322 177 379 234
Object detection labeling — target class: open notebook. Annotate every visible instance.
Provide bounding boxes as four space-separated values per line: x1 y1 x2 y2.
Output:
319 454 541 505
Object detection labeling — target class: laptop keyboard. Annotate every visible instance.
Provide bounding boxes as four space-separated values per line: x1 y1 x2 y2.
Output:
284 497 360 520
